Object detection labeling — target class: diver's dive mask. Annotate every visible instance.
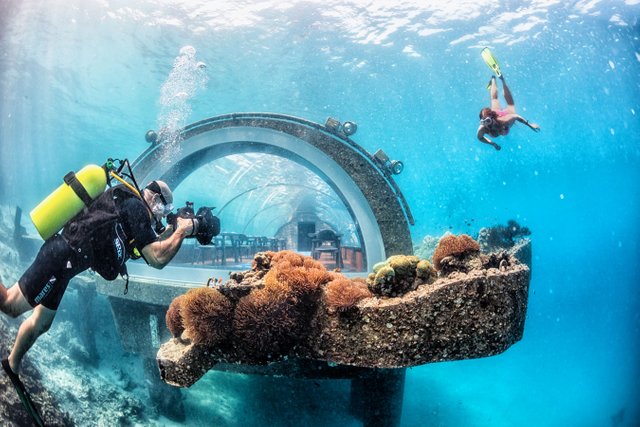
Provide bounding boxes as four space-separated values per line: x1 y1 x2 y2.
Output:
146 180 174 217
151 196 174 217
150 197 172 235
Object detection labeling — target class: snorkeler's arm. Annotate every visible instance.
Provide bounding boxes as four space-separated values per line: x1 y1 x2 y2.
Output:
141 217 193 269
513 114 540 132
477 125 501 151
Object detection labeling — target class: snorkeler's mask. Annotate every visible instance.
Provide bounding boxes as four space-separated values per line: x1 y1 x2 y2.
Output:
480 116 495 127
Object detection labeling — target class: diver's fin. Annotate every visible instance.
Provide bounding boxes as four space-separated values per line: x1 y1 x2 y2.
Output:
481 47 502 78
2 358 45 427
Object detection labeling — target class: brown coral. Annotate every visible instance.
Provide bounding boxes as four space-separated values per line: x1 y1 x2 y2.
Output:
252 251 272 270
324 277 373 312
230 250 336 362
432 234 480 271
232 285 299 362
165 294 185 338
181 288 233 346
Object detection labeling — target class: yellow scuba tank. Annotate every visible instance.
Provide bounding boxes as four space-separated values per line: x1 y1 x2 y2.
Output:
30 164 108 240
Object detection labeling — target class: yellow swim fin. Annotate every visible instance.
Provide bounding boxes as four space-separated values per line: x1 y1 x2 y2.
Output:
481 47 502 78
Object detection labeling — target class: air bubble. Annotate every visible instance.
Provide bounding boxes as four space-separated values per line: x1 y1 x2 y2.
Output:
179 45 196 57
157 46 208 165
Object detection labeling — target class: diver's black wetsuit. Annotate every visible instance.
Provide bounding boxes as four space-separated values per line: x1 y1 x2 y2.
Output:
18 190 157 310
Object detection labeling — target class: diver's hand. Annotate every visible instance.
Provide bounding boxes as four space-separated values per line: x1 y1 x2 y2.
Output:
493 142 501 151
175 216 195 238
529 122 541 132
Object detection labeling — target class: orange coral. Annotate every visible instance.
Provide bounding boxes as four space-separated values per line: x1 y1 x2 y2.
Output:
263 254 331 297
432 234 480 271
270 250 305 267
181 287 233 346
274 260 293 272
285 266 331 295
325 271 342 282
305 267 332 288
324 277 373 312
303 257 324 270
352 277 368 285
280 266 311 293
165 294 185 338
263 266 296 297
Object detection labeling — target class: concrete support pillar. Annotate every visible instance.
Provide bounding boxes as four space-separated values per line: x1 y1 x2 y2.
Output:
76 284 99 366
350 368 406 427
142 357 185 422
108 296 185 421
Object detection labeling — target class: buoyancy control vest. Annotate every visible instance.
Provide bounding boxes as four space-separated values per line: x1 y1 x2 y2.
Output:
62 185 145 283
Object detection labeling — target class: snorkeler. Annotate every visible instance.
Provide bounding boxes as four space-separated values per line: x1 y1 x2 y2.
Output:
0 179 194 424
477 48 540 151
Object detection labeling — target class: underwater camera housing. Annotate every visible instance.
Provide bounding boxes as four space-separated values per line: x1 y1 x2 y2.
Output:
167 201 220 245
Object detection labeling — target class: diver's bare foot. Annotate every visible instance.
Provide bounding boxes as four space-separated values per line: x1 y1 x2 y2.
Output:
7 355 20 374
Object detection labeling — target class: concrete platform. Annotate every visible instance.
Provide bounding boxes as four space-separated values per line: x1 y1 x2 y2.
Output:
157 262 529 387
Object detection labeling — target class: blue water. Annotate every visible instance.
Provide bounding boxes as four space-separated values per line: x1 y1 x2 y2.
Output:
1 1 639 426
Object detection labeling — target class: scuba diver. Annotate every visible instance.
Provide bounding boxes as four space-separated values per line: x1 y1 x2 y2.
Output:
477 47 540 151
0 177 194 425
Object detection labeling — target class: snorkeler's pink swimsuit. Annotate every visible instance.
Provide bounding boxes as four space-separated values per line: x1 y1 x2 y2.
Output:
496 109 511 135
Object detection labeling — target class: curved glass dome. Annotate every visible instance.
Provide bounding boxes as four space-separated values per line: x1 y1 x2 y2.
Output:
127 113 413 280
175 152 360 247
153 152 363 274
